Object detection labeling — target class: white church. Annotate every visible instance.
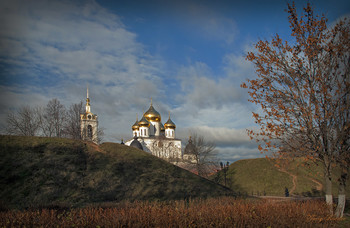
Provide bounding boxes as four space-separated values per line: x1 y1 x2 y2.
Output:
79 89 183 163
124 100 183 163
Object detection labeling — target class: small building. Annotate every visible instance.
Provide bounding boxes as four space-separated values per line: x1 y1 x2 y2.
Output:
80 87 99 144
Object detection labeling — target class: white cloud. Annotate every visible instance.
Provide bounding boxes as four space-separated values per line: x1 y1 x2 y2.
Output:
0 0 263 161
0 0 166 145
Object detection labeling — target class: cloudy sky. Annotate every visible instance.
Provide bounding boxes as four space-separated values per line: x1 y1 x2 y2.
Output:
1 0 349 163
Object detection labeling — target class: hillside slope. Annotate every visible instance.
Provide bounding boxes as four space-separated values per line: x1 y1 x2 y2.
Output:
0 135 232 209
213 158 350 197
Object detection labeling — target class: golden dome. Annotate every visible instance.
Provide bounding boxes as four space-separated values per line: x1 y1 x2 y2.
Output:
144 104 161 122
164 115 176 129
138 116 150 127
160 123 165 131
132 120 139 130
132 115 140 130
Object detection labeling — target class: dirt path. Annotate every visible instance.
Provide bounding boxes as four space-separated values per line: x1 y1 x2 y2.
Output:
277 168 323 195
86 141 103 153
309 178 323 191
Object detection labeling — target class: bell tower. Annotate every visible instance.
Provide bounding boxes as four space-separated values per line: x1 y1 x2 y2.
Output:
80 86 99 144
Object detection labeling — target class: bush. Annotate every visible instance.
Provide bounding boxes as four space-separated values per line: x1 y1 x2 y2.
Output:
0 197 341 227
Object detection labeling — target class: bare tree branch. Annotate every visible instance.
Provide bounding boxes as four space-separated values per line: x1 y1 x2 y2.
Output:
183 132 219 178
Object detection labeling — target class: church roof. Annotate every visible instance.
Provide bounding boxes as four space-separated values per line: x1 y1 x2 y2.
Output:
144 103 161 122
184 136 196 155
130 137 143 150
164 115 176 129
138 115 150 127
132 117 139 130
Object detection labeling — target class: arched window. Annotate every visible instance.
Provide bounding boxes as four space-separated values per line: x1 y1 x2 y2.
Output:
87 125 93 139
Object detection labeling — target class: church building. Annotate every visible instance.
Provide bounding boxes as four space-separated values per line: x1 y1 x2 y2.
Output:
80 87 99 144
125 100 182 163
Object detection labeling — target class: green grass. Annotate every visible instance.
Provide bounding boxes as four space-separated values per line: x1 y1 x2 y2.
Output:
0 135 233 209
215 158 293 196
213 157 350 197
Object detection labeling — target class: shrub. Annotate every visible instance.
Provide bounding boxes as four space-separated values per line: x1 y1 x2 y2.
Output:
0 197 341 227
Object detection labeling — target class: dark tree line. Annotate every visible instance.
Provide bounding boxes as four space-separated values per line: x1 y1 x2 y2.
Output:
5 98 94 140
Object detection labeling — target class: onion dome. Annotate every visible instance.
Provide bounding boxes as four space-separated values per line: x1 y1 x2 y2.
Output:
184 136 195 154
138 115 150 127
130 137 143 150
164 114 176 129
132 116 140 130
144 102 161 122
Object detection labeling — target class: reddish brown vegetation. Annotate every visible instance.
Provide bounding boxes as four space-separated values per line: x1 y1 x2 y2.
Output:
241 2 350 217
0 198 341 227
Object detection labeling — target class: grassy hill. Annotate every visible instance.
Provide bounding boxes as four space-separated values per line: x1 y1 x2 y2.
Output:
0 135 232 209
213 158 350 197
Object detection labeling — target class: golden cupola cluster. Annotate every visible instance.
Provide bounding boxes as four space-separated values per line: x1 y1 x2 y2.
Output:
131 100 176 139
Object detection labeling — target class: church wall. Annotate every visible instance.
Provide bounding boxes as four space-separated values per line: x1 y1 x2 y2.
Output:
125 137 182 161
80 117 98 144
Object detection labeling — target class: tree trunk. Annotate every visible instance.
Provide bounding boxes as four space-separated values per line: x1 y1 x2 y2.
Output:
324 170 333 215
335 171 347 218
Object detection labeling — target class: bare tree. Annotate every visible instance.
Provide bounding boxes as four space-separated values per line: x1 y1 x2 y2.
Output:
64 101 84 140
42 99 66 137
6 106 42 136
183 133 218 178
241 3 349 217
96 127 105 144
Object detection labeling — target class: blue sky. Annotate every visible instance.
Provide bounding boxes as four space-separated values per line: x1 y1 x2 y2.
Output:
1 0 349 162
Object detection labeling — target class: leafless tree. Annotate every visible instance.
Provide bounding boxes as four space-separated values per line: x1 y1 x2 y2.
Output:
6 106 42 136
96 127 105 144
183 132 218 178
42 99 66 137
64 101 84 140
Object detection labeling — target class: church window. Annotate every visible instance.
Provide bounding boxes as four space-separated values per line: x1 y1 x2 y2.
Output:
87 125 93 139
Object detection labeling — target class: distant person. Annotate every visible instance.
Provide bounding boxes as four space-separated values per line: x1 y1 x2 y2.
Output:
285 187 289 197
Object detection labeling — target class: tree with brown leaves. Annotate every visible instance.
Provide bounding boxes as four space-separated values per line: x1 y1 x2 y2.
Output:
241 2 349 217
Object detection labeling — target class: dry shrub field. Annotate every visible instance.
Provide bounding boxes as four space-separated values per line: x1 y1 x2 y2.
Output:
0 197 341 227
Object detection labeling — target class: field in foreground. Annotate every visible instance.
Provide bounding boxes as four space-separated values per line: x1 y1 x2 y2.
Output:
0 197 343 227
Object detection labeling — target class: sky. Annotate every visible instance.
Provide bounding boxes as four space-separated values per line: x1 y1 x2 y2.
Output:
1 0 349 163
